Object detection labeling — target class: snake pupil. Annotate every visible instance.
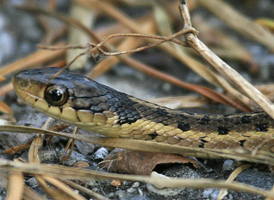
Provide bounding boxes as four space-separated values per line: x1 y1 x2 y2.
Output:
45 85 69 106
49 89 62 101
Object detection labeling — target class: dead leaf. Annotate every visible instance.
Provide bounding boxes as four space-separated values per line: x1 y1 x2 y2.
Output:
73 161 89 168
110 179 121 187
100 149 199 175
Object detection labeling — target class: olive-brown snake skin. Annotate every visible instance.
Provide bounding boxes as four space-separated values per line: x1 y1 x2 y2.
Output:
12 67 274 160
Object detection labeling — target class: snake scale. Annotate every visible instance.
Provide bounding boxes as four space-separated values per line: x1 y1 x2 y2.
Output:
12 67 274 160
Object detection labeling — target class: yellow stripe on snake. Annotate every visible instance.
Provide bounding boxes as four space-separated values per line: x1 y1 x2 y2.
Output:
12 67 274 161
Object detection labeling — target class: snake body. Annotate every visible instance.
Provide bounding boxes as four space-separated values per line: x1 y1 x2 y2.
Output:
12 67 274 159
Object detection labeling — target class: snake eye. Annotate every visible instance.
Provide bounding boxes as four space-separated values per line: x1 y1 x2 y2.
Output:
44 85 69 106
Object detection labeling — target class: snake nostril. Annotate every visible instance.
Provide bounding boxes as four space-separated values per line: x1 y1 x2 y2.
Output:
20 80 28 87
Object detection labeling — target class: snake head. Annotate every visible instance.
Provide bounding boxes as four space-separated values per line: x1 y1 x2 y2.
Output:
12 67 139 136
13 67 108 109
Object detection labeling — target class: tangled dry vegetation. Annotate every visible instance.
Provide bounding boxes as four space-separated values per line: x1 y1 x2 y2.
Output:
1 0 274 199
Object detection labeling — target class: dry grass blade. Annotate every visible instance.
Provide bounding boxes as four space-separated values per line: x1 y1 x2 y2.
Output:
217 164 252 200
67 2 96 70
196 0 274 50
59 127 78 162
28 134 43 164
24 188 47 200
22 185 47 200
0 47 65 77
148 96 209 109
0 83 13 98
256 18 274 32
1 159 274 198
36 175 74 200
63 180 109 200
193 16 258 73
153 0 173 37
256 84 274 102
42 176 87 200
0 101 13 115
1 125 274 165
6 170 24 200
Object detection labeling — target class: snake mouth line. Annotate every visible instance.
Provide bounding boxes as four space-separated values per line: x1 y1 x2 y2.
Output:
15 89 37 105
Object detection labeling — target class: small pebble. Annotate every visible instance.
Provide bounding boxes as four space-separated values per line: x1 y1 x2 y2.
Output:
222 159 235 171
203 188 220 199
91 147 108 161
26 177 39 187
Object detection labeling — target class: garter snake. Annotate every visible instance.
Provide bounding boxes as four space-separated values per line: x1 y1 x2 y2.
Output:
12 67 274 160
